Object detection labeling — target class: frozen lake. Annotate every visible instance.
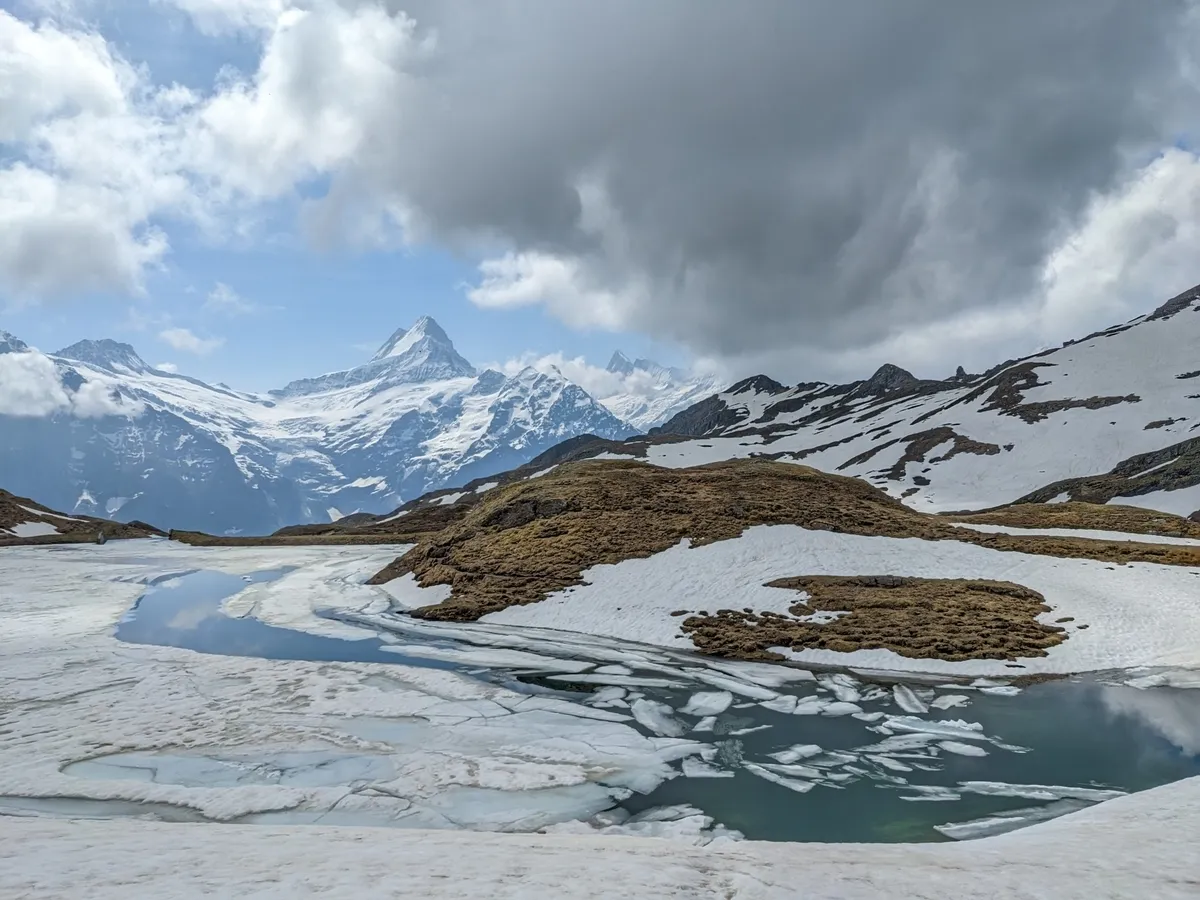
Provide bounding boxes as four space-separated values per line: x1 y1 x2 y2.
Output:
101 564 1200 843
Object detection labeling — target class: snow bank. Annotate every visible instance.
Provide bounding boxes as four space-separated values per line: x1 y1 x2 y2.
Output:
2 774 1198 898
476 525 1200 676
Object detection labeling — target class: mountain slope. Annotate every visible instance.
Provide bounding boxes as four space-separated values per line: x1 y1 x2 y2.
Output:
0 318 636 534
1 487 163 545
557 284 1200 519
596 351 721 431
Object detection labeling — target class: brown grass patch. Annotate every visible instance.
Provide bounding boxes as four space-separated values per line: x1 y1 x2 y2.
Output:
0 488 163 547
947 501 1200 540
168 530 412 547
680 575 1065 662
370 459 1200 635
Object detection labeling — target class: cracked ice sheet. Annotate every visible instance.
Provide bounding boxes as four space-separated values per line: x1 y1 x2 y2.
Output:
475 525 1200 676
0 544 702 833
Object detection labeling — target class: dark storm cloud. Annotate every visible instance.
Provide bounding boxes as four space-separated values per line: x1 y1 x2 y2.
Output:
337 0 1198 360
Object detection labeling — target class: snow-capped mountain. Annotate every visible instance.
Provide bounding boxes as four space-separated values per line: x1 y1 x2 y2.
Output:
0 318 636 534
570 283 1200 520
597 351 722 431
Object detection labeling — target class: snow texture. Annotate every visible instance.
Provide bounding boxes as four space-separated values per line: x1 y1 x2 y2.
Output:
478 525 1200 676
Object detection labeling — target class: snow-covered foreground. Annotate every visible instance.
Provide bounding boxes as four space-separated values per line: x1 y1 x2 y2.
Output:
3 540 1199 897
2 778 1198 898
0 542 718 834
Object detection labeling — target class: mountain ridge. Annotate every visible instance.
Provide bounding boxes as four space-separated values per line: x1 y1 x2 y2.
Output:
0 316 638 534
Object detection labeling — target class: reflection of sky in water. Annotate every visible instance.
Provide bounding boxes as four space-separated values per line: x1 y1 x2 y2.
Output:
116 569 458 670
116 568 1200 843
1101 685 1200 755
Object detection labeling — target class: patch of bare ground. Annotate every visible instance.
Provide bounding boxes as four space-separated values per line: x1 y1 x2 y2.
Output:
947 502 1200 540
0 488 163 547
368 459 1200 636
167 530 414 547
912 361 1141 425
1015 435 1200 516
680 575 1065 662
836 426 999 479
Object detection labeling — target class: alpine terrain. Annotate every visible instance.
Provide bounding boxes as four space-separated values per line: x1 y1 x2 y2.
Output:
0 317 637 534
541 283 1200 521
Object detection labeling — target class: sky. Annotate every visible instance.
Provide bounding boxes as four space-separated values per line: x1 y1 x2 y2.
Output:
2 0 1200 393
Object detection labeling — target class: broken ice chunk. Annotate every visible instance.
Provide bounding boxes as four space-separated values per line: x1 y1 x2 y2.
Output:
978 685 1022 697
692 716 718 733
682 757 734 779
851 711 886 723
930 694 971 710
883 716 988 741
897 785 962 802
743 763 815 793
820 701 863 717
588 686 628 705
768 744 823 764
630 699 687 737
761 762 823 779
759 695 799 714
868 755 913 773
691 671 779 701
935 799 1091 840
817 674 862 703
939 741 988 758
680 691 734 717
957 781 1126 803
701 659 816 687
792 696 827 715
891 684 928 714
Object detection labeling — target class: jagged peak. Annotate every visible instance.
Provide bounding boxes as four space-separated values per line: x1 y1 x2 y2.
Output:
729 374 788 396
606 350 635 375
0 330 28 354
372 315 455 362
860 363 918 396
607 350 693 384
53 338 150 374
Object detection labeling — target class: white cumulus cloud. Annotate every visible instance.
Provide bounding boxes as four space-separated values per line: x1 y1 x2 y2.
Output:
0 349 142 417
158 327 223 355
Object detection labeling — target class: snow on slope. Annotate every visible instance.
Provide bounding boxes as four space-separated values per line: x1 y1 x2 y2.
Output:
472 525 1200 677
0 319 636 534
633 284 1200 517
597 351 722 432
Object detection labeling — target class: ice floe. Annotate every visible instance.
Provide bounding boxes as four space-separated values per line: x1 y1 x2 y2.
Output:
892 684 928 714
679 691 734 717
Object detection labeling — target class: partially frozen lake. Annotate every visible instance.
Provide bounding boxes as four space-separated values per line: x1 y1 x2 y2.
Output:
103 564 1200 843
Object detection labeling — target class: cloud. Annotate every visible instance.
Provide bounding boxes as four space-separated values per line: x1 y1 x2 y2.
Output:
154 361 178 373
203 282 256 315
332 0 1199 379
467 251 640 331
4 1 1200 380
158 327 223 354
491 350 718 400
157 0 286 35
0 3 422 301
0 349 142 417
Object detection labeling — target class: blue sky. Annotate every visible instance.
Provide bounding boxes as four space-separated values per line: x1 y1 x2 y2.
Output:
0 0 687 391
4 222 681 391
